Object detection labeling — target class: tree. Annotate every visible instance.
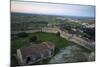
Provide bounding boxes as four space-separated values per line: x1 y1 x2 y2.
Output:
30 36 37 42
64 25 71 31
56 32 60 36
83 27 95 40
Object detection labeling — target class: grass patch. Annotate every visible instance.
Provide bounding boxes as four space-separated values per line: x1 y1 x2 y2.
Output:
11 32 91 65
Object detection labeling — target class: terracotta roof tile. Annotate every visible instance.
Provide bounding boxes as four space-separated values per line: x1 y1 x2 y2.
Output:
19 42 54 59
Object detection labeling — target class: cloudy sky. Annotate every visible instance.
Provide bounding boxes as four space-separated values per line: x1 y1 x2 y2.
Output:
11 1 95 17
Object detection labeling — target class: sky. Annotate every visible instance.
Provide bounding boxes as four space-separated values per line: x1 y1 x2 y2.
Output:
11 1 95 17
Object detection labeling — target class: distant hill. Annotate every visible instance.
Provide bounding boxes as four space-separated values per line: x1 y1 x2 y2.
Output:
11 12 95 20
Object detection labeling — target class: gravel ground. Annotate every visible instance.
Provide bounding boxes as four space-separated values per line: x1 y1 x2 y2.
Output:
49 45 90 64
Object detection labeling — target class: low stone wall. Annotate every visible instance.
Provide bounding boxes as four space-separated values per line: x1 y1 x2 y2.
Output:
42 27 95 50
11 27 95 50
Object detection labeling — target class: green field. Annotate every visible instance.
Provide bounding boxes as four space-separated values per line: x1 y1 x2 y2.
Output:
11 32 91 66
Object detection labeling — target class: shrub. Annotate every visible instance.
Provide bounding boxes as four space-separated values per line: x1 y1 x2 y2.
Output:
29 36 37 42
17 32 28 38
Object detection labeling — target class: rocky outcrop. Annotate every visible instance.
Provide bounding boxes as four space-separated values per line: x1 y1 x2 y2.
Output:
88 52 95 61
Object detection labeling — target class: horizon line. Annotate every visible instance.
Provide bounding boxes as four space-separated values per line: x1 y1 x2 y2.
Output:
11 12 95 18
